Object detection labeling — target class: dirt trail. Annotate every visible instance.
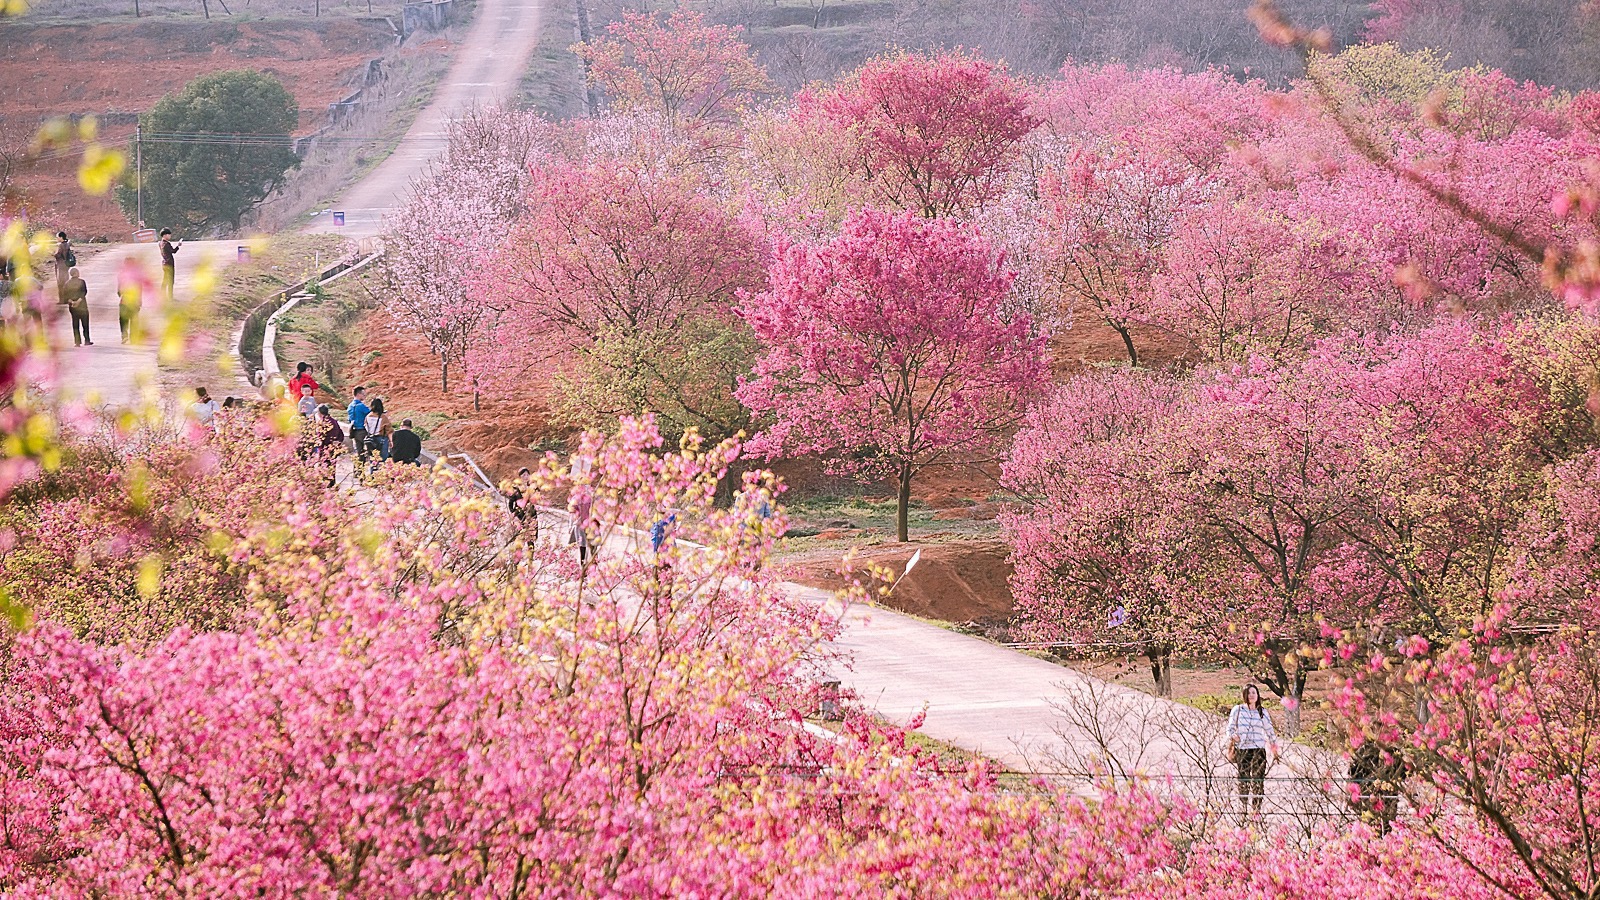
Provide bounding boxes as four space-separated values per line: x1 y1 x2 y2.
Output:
305 0 546 238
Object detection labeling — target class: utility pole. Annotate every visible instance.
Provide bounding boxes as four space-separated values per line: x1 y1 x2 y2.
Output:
135 122 144 227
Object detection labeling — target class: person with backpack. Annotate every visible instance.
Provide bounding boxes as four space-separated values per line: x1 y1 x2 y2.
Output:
53 232 75 300
60 266 91 346
365 397 392 461
1227 684 1279 822
346 386 370 461
159 229 182 302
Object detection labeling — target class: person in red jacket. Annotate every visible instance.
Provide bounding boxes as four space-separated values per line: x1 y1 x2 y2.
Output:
288 361 319 401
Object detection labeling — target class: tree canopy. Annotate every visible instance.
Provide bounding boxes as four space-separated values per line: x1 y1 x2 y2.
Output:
118 69 300 235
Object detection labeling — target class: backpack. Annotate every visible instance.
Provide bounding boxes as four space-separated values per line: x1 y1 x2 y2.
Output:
65 249 77 268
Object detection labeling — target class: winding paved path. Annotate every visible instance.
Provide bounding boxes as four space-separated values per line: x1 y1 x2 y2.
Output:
305 0 546 239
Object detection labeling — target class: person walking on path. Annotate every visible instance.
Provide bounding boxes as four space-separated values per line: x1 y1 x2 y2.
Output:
60 267 91 346
365 398 392 462
1227 684 1278 822
390 418 422 465
288 362 318 401
188 387 220 427
346 387 371 461
53 232 74 300
297 392 317 418
504 467 537 540
650 511 677 570
116 255 145 344
571 489 594 568
159 229 181 302
313 404 345 488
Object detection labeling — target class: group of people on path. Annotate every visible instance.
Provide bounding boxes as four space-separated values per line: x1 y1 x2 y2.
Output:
44 230 180 347
285 362 422 477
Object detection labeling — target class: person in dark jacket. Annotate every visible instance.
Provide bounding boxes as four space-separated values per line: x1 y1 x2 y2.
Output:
504 466 538 541
390 418 422 465
159 229 181 301
314 404 345 487
60 267 91 346
53 232 74 300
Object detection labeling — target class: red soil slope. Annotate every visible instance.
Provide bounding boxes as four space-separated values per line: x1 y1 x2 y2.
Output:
0 19 395 237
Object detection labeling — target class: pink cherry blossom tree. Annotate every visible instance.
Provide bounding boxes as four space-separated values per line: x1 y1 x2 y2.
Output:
1007 321 1571 730
472 160 763 441
1028 64 1267 365
739 208 1047 542
803 50 1039 219
1002 369 1199 697
0 415 1189 896
1036 148 1210 366
573 9 773 141
382 106 548 393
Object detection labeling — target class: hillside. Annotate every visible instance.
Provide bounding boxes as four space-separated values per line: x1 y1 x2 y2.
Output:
0 18 407 237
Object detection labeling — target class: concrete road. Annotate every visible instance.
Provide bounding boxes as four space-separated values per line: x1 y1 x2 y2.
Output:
50 241 239 408
558 516 1339 818
305 0 546 239
796 580 1339 817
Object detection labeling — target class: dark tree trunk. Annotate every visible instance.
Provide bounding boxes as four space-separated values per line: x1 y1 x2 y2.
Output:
1111 320 1139 367
1146 645 1174 698
896 461 912 543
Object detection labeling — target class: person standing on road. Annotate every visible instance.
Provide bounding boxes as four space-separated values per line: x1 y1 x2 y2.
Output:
1228 684 1278 822
116 255 144 344
53 232 74 300
571 488 594 568
346 386 371 461
390 418 422 465
60 266 91 346
159 229 181 302
650 510 677 571
365 397 392 462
